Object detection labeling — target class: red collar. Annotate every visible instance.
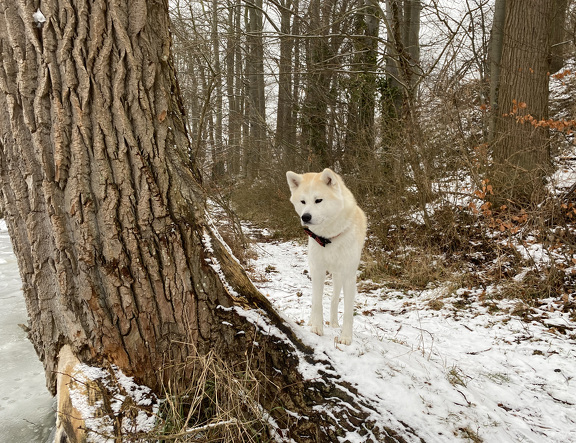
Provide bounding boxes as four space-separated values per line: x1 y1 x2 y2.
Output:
303 227 343 247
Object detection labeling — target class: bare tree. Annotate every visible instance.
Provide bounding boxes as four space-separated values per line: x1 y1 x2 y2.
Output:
301 0 335 169
343 0 380 174
384 0 422 116
245 0 267 179
488 0 506 138
225 0 244 176
301 0 359 170
171 0 214 173
275 0 299 169
211 0 225 178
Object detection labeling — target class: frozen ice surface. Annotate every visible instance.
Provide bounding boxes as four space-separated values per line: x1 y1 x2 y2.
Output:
0 223 55 442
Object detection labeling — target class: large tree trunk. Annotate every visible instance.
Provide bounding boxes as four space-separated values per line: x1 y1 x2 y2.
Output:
0 0 209 394
491 0 567 204
0 1 416 441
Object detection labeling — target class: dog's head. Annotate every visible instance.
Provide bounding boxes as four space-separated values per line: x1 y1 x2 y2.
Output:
286 168 344 228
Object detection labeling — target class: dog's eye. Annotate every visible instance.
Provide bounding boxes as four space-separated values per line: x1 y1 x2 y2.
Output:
300 200 306 204
315 199 323 204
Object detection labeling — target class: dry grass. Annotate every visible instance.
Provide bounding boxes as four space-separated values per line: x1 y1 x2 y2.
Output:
361 246 454 290
154 349 271 442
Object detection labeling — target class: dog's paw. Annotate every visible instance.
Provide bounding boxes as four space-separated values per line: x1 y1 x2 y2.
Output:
330 319 340 328
310 324 324 336
336 335 352 345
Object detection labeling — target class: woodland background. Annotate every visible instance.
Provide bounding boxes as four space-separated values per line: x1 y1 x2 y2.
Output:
169 0 576 297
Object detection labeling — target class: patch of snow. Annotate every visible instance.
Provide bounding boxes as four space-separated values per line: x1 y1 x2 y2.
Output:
32 8 46 28
245 229 576 442
68 363 158 442
201 226 240 298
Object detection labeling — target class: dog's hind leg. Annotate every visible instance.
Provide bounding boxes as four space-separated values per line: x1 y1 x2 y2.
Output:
338 274 356 345
330 273 342 328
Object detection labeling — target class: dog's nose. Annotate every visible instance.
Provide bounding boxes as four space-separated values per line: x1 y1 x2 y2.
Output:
301 213 312 224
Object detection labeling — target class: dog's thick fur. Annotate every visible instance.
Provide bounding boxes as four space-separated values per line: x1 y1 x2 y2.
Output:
286 168 367 345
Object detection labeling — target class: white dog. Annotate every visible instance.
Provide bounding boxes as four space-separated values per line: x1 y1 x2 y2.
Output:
286 168 367 345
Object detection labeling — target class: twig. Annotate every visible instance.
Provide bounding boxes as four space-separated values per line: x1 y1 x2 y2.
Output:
160 419 239 440
562 180 576 201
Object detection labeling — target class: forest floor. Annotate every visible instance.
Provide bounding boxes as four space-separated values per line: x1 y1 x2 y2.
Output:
226 214 576 442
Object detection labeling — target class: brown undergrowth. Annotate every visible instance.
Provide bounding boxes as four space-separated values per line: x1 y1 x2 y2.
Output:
154 349 271 442
219 181 575 317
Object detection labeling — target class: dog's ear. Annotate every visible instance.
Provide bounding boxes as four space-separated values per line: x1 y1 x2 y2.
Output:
320 168 339 187
286 171 302 191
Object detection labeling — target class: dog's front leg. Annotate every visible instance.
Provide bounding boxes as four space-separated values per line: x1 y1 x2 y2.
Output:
330 273 342 328
309 264 326 336
338 274 356 345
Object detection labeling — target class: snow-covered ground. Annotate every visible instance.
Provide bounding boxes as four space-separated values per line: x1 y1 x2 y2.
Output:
0 221 55 442
1 208 574 442
246 226 576 442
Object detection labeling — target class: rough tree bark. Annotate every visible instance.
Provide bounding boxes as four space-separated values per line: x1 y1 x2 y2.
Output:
491 0 568 204
0 1 418 441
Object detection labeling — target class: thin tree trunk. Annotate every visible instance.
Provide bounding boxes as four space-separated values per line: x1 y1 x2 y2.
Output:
488 0 506 140
276 0 296 169
226 0 242 176
343 0 379 174
383 0 430 212
385 0 403 115
245 0 266 180
549 0 569 74
291 0 302 167
302 0 335 169
404 0 421 83
385 0 421 117
211 0 225 178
